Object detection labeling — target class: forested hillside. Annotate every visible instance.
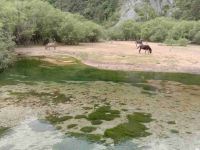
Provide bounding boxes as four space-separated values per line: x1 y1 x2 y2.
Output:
44 0 120 24
44 0 200 23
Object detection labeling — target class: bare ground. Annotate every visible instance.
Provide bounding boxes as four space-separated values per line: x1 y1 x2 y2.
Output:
16 41 200 74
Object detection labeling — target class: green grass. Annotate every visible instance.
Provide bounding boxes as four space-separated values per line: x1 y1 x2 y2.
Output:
104 112 153 143
87 106 120 121
67 124 78 129
0 127 9 136
46 115 73 124
80 126 97 133
0 58 200 86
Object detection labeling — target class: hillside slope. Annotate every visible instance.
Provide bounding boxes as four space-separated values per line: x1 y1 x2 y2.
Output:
45 0 199 23
119 0 174 22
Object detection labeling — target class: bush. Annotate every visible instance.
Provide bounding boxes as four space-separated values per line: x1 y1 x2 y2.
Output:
164 38 189 46
58 16 84 45
0 0 103 45
177 38 189 46
107 27 123 40
0 23 15 70
164 38 177 45
141 18 174 42
82 21 103 42
193 31 200 44
120 20 141 40
107 17 200 45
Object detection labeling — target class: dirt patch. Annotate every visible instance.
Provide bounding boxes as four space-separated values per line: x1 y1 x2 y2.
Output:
15 41 200 74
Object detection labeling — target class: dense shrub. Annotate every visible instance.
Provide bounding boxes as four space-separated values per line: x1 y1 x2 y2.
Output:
0 23 15 70
120 20 141 40
167 21 195 40
107 27 124 40
108 20 141 41
108 18 200 45
164 38 189 46
194 32 200 44
141 18 174 42
0 0 103 45
82 21 103 42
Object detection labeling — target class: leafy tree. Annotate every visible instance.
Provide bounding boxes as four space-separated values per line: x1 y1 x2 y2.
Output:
173 0 200 20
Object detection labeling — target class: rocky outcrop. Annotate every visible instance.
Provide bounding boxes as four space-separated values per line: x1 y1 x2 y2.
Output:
119 0 174 22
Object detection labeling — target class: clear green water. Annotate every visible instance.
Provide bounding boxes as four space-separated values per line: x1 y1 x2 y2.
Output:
0 58 200 85
0 57 200 149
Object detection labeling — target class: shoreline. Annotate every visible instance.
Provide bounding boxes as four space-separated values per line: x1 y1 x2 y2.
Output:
15 41 200 75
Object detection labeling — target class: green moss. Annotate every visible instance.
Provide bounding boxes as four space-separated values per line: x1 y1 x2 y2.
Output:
46 115 73 124
67 124 78 129
56 126 62 130
133 83 157 91
74 115 87 119
68 132 102 143
170 129 179 134
121 109 128 112
10 92 27 99
80 126 97 133
83 107 92 110
88 106 120 121
52 94 72 104
91 120 103 125
141 91 156 96
119 103 126 105
0 127 9 136
127 112 153 123
10 90 71 104
167 121 176 124
104 112 153 143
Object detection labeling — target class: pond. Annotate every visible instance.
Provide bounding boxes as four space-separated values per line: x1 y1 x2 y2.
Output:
0 57 200 150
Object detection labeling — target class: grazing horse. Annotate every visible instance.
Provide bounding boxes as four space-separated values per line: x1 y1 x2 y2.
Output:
138 44 152 54
45 42 57 50
135 40 143 48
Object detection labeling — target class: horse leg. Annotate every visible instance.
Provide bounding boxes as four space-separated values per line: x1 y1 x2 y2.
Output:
139 48 141 54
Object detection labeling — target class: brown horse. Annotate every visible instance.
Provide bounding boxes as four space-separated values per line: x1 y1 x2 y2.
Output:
138 44 152 54
45 42 57 50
